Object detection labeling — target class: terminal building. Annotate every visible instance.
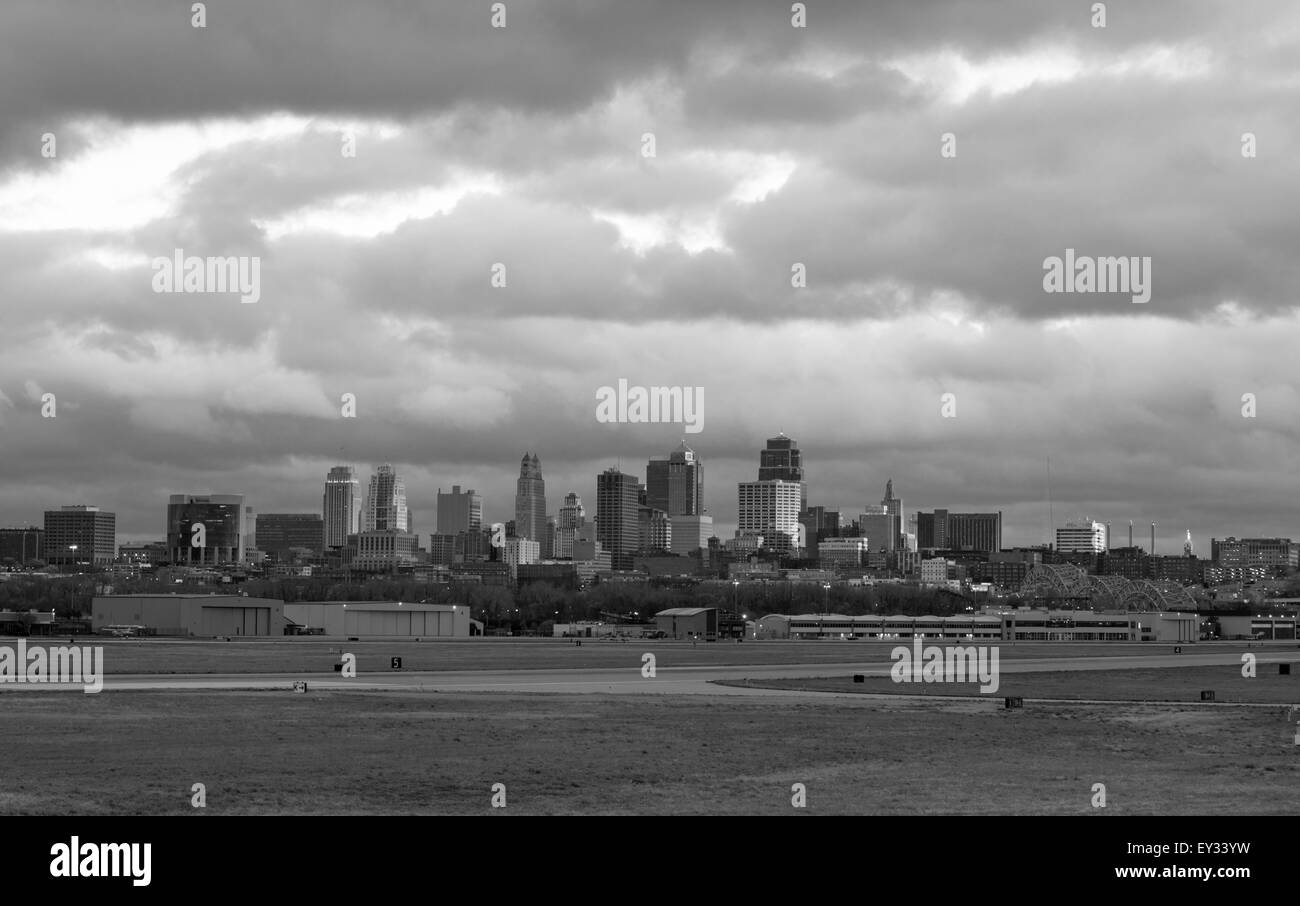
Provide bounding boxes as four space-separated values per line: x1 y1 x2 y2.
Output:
755 610 1197 643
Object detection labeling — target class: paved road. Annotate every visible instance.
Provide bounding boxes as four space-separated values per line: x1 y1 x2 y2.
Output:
3 648 1295 695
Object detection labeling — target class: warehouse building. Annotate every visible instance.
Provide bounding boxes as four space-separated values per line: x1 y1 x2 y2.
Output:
654 607 717 640
92 594 284 637
1219 614 1297 640
282 601 471 638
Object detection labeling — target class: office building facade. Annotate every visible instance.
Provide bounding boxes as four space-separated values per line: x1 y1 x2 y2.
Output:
257 513 324 562
737 480 803 554
44 507 116 566
645 442 703 517
436 485 482 535
1056 520 1108 554
166 495 246 565
363 464 408 532
514 453 547 544
596 467 640 570
323 466 361 549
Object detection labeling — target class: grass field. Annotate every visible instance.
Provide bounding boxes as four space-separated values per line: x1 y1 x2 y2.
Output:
4 688 1299 815
724 666 1300 704
10 636 1294 675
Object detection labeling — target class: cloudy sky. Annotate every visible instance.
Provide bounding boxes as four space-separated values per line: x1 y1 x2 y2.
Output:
1 0 1298 550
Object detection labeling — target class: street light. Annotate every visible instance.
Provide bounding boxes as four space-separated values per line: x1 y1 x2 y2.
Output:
732 579 739 616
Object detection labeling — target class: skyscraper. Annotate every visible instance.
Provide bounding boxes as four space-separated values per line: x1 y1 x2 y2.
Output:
596 467 639 570
645 441 704 516
737 481 803 554
1056 520 1108 554
514 453 547 543
436 485 482 535
323 466 361 549
554 492 586 559
363 464 408 532
881 479 904 549
758 433 806 509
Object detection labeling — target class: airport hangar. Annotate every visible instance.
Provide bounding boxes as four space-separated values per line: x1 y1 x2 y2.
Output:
91 595 472 638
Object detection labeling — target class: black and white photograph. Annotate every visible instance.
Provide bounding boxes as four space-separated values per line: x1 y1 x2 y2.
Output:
0 0 1294 887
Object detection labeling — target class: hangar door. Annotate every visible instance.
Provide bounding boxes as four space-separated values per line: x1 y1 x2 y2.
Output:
201 606 270 636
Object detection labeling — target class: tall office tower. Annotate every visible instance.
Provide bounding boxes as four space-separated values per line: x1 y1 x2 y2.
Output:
257 514 324 561
554 493 586 559
1056 520 1108 554
44 506 116 566
436 485 482 535
596 467 639 570
645 441 704 516
737 480 803 554
670 515 713 557
917 509 1002 553
757 433 806 509
800 506 842 545
881 479 904 548
363 464 408 532
637 506 672 553
544 516 556 559
165 495 245 565
514 453 547 543
323 466 361 549
859 506 899 553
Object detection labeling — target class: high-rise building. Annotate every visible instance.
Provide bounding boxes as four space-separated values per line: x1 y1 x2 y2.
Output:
859 507 899 553
165 495 246 565
323 466 361 549
881 479 904 549
758 433 806 509
1056 520 1108 554
638 506 672 553
43 507 116 566
670 515 713 557
916 510 1002 552
351 529 418 572
645 442 704 517
514 453 547 544
436 485 482 535
0 526 44 565
554 493 586 559
363 464 408 532
737 481 803 554
503 537 540 576
596 467 639 570
256 514 324 561
1211 537 1300 571
819 537 869 569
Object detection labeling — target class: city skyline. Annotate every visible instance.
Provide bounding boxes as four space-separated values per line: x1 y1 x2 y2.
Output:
0 440 1268 557
2 3 1298 565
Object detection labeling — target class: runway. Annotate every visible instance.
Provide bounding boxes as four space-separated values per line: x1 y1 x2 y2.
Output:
3 648 1293 695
